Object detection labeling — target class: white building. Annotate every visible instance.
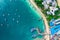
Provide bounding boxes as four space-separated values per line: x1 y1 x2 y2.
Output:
45 0 52 4
42 0 58 15
50 7 58 15
52 1 57 7
42 1 49 9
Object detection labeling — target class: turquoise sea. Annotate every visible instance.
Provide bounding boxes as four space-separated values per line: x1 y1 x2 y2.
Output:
0 0 45 40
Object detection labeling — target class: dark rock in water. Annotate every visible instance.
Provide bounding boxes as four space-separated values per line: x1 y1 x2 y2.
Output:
30 28 36 33
32 34 37 38
38 33 44 36
38 18 42 21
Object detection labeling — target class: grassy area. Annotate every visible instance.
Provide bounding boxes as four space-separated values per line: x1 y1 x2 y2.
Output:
34 0 60 22
34 0 44 9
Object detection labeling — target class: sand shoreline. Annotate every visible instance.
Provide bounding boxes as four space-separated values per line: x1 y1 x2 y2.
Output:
57 0 60 7
29 0 50 40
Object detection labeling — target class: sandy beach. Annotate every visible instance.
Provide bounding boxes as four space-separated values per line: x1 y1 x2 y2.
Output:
57 0 60 7
29 0 50 40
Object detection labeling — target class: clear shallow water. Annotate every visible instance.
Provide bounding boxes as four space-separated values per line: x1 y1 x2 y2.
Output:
0 0 45 40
